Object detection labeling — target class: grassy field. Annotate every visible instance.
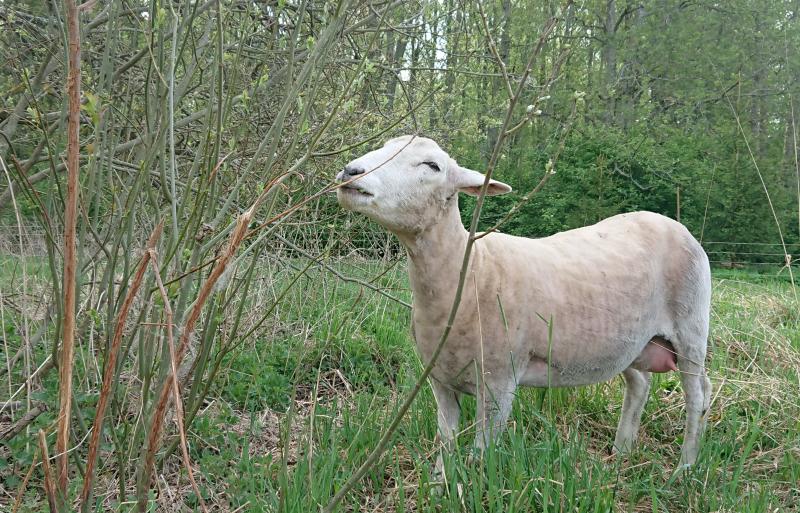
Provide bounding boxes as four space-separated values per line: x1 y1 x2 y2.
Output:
2 261 799 512
192 265 800 512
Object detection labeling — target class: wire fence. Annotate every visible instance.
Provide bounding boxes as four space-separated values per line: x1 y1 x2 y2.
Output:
1 225 799 270
0 224 52 258
702 241 800 268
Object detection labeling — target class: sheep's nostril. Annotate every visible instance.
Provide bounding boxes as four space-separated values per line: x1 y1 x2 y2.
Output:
344 164 365 177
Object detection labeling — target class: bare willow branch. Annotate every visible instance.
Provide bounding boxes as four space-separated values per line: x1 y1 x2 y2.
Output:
0 403 48 442
475 96 580 240
477 2 514 101
55 0 81 500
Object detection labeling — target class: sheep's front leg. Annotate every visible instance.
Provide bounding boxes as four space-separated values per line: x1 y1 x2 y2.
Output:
613 367 651 454
430 378 460 479
474 380 515 452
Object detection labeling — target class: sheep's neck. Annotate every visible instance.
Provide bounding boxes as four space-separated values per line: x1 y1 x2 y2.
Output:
398 205 469 310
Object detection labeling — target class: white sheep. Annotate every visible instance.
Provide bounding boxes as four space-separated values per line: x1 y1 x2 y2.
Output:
336 135 712 471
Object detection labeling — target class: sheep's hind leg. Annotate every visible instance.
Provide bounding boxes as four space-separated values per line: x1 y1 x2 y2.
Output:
677 352 709 468
613 367 651 454
701 371 712 430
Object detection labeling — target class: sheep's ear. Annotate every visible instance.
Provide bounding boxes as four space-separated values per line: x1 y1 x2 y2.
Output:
451 165 512 196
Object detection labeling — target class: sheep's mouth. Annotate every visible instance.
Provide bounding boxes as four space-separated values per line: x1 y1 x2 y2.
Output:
340 184 374 197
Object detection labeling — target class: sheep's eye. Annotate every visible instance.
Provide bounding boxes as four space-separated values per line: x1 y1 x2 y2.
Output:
422 161 440 172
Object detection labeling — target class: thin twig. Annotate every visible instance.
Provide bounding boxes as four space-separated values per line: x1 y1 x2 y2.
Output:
321 5 570 510
477 2 514 100
725 94 798 301
1 356 54 414
474 95 579 240
275 234 411 309
790 95 800 253
136 177 275 511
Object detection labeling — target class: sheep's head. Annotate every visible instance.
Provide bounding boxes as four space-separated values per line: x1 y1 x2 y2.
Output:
336 135 511 234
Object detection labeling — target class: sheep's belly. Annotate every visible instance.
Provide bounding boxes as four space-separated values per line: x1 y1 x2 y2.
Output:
519 336 679 387
519 357 622 387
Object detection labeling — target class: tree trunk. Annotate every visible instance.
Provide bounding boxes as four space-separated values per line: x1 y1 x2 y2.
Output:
601 0 617 125
385 28 408 112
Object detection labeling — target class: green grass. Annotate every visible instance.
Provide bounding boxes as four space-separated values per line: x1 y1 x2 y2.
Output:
191 265 800 512
2 262 798 511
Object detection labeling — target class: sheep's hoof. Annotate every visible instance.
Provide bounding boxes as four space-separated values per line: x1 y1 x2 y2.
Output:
429 459 447 495
612 436 637 455
667 462 694 484
428 479 445 497
427 475 463 500
677 452 698 470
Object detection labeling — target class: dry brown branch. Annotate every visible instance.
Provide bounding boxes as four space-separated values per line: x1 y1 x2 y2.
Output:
79 223 163 512
149 247 209 513
136 180 274 510
38 429 57 513
55 0 82 500
11 451 39 513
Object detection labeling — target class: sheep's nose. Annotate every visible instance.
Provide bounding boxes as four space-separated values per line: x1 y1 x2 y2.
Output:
343 164 365 178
